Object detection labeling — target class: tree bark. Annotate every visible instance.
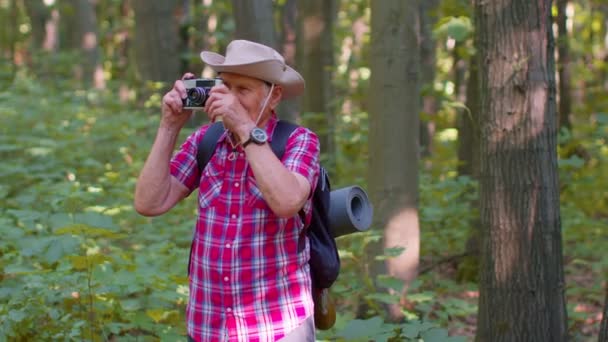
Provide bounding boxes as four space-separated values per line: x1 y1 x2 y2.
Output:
132 0 181 91
369 0 420 322
296 0 337 171
474 0 568 341
231 0 277 48
556 0 572 131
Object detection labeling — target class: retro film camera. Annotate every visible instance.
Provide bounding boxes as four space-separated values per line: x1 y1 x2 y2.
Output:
182 78 223 110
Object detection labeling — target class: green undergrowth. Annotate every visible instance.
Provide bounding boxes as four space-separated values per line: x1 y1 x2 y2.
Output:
1 75 606 341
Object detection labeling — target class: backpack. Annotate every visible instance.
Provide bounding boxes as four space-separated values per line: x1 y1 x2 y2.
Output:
192 121 341 291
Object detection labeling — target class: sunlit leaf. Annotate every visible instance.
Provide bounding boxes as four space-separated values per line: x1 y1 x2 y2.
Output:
376 275 404 292
365 292 401 305
55 224 124 239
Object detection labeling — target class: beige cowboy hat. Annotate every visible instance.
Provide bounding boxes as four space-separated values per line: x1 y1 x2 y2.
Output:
200 40 305 98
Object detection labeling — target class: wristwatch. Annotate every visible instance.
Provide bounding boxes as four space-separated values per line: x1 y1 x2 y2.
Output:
243 127 268 148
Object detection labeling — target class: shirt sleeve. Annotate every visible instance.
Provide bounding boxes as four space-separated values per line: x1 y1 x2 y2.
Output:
170 126 208 195
282 127 321 196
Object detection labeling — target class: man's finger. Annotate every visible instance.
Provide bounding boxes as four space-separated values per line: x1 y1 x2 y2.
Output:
173 80 187 99
181 72 195 80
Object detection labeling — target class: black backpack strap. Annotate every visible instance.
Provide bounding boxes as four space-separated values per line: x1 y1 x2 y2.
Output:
196 122 225 173
271 120 299 160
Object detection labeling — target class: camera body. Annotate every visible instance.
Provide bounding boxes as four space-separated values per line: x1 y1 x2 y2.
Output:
182 78 223 110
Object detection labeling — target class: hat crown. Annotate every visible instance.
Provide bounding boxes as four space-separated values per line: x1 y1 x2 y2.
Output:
200 39 304 98
224 40 285 66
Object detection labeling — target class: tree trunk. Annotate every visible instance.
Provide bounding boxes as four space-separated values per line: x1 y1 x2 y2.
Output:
0 0 18 89
22 0 50 50
456 50 482 283
600 284 608 342
474 0 568 341
556 0 572 131
231 0 277 48
132 0 180 92
418 0 439 157
277 0 299 122
457 54 480 178
369 0 420 322
61 0 103 88
296 0 337 171
231 0 297 121
280 0 297 66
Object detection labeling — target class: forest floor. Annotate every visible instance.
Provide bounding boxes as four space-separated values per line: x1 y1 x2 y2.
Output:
421 250 605 341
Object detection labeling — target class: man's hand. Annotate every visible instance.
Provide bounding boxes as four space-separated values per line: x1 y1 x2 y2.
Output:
204 85 255 142
160 73 195 131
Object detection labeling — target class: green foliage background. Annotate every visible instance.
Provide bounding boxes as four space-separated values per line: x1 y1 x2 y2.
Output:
1 0 607 341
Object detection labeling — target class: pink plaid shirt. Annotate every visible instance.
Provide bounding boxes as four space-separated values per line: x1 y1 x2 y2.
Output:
170 114 320 342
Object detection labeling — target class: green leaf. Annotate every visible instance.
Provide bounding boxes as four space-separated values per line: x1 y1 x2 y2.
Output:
421 328 448 342
365 292 401 305
402 321 423 338
376 275 404 292
68 254 111 270
434 16 473 42
44 236 80 263
408 292 435 303
9 310 26 322
375 246 405 260
337 316 386 341
55 223 125 239
120 298 143 312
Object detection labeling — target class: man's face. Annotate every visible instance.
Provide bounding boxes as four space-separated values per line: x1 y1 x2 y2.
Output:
217 72 281 122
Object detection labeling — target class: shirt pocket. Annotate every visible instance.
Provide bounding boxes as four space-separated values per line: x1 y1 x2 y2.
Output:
245 174 269 210
198 160 225 209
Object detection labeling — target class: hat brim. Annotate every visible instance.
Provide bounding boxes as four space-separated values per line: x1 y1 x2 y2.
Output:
201 51 305 99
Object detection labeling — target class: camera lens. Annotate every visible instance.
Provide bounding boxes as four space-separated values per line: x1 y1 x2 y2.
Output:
187 87 207 106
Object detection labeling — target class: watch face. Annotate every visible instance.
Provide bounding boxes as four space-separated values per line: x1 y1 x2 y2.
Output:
251 128 268 144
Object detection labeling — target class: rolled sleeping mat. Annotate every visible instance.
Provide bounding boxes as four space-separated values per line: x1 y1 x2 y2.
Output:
328 186 373 238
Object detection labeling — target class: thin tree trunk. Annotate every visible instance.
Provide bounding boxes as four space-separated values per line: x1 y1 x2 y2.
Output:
277 0 299 122
296 0 337 171
369 0 420 322
132 0 180 92
1 0 18 89
456 50 482 282
556 0 572 131
231 0 277 48
457 55 480 178
418 0 439 157
475 0 568 341
231 0 297 121
22 0 50 50
61 0 103 88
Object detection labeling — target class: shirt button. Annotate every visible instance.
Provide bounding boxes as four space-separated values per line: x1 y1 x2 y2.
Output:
234 182 240 187
225 243 231 248
227 307 232 313
231 214 237 219
224 276 229 282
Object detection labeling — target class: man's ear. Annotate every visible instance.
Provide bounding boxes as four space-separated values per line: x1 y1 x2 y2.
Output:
269 86 283 110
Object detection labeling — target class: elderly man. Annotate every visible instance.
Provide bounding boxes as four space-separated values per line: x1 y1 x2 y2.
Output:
134 40 320 341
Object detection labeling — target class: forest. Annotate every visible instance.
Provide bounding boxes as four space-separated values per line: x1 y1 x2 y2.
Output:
0 0 607 341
